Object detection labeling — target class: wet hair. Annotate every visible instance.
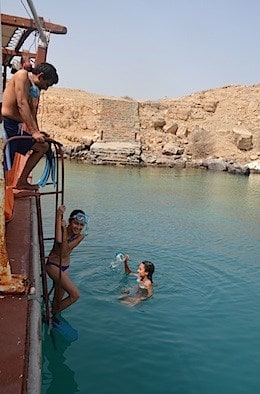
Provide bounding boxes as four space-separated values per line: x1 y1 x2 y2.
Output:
69 209 86 219
141 261 155 283
24 62 59 84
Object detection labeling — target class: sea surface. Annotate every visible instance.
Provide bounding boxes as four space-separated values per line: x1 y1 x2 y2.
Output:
40 161 260 394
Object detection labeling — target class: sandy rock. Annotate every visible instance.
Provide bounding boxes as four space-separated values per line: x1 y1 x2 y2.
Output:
38 84 260 171
203 158 227 171
176 125 188 138
162 143 179 156
164 123 178 134
202 101 218 112
245 160 260 173
232 127 253 150
154 118 166 129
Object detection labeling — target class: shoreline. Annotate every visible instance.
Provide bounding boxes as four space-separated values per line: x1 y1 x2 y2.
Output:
63 145 260 175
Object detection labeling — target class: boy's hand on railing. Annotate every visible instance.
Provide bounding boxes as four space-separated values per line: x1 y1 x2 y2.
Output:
40 131 50 137
31 130 46 142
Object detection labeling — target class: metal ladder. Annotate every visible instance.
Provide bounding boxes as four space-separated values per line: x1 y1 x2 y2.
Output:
3 136 65 324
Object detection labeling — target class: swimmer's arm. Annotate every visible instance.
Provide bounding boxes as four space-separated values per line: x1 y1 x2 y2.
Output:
146 283 153 298
55 205 66 243
66 234 85 251
123 255 137 276
60 227 84 255
137 284 153 303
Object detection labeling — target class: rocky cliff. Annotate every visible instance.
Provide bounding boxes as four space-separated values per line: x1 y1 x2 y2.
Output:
37 84 260 173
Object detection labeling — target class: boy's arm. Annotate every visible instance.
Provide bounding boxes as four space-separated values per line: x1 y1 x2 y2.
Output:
15 70 45 142
15 72 38 130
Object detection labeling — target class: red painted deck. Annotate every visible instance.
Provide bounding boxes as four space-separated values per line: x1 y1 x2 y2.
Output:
0 194 41 394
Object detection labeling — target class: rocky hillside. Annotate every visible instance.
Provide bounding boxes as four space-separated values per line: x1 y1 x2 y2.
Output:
37 84 260 172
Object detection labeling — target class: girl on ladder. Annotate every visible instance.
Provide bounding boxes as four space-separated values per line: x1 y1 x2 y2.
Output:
46 204 88 319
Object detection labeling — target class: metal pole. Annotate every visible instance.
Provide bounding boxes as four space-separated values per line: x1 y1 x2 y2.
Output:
26 0 48 48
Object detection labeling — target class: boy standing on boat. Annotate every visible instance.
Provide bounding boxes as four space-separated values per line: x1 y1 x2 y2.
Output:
2 62 59 190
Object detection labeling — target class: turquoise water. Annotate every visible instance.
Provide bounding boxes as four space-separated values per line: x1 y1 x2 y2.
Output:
41 162 260 394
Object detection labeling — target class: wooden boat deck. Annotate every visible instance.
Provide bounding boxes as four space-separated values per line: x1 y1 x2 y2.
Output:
0 194 41 394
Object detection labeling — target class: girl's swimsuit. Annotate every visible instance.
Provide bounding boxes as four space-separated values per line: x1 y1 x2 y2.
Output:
137 278 147 290
46 234 77 271
46 260 70 272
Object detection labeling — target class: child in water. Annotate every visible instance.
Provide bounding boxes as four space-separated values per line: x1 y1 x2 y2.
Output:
119 254 155 305
46 204 88 318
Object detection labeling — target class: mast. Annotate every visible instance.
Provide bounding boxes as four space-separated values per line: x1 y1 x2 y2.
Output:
26 0 49 63
26 0 48 48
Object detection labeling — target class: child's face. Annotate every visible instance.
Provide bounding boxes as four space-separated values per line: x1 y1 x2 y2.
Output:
70 218 85 234
137 263 147 279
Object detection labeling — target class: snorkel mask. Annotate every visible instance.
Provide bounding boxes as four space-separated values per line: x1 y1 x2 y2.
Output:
28 73 40 98
29 84 40 98
70 212 89 235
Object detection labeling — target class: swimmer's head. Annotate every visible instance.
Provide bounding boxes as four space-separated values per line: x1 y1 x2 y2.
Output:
140 261 155 283
69 209 88 223
69 209 89 234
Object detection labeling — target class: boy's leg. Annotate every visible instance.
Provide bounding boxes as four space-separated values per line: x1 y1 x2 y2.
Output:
16 141 49 190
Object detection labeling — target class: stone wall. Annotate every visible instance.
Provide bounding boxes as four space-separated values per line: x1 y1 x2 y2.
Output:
97 98 139 142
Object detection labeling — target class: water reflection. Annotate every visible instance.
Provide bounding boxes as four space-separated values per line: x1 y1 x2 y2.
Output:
42 324 79 394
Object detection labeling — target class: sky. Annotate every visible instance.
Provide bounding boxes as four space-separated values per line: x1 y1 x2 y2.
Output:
1 0 260 100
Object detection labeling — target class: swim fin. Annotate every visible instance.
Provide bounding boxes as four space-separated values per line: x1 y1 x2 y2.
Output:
37 144 57 187
52 315 78 342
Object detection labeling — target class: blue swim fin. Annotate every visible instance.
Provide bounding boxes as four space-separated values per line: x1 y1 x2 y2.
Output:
52 316 78 342
50 155 57 186
37 144 57 187
37 156 51 187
